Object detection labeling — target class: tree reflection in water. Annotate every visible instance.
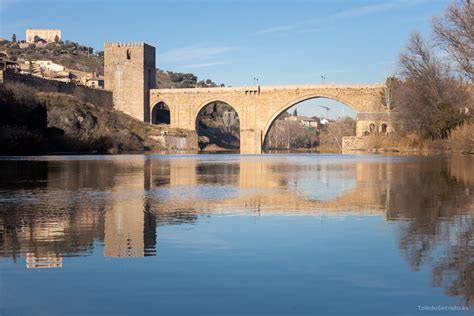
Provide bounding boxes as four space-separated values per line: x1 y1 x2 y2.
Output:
387 156 473 306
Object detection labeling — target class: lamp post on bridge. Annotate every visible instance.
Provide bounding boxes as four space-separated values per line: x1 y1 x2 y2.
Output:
321 75 326 84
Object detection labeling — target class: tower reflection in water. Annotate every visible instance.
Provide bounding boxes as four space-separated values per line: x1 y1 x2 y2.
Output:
0 155 473 306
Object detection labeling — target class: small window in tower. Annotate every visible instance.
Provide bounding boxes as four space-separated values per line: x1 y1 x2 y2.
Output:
126 49 131 60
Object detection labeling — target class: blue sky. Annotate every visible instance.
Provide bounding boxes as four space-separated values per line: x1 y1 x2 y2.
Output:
0 0 451 118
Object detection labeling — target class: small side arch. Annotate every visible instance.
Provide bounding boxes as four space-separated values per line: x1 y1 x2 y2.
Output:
151 101 171 125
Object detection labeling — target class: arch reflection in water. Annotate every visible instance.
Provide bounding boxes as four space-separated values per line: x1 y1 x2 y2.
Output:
0 155 473 307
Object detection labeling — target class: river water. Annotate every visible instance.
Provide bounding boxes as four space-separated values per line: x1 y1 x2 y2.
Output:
0 154 472 315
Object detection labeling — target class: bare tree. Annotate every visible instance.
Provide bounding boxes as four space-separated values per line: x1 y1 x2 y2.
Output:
433 0 474 82
264 119 319 150
395 32 470 139
400 32 445 88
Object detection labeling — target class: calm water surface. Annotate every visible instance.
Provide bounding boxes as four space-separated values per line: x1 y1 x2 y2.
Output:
0 154 473 316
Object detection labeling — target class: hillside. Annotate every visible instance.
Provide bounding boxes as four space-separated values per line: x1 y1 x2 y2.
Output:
156 69 220 88
3 40 103 74
0 39 220 88
0 82 197 155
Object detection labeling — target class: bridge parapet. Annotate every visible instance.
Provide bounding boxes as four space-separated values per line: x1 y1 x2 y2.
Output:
152 83 384 94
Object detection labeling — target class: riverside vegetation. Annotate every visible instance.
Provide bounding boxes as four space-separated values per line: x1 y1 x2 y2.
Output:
378 0 473 154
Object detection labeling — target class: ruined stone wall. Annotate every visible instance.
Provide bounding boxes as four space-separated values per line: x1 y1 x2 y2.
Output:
104 42 155 122
148 134 198 151
4 70 113 108
342 136 372 153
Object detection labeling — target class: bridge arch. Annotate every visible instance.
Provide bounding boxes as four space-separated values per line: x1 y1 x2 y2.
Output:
195 99 241 151
194 98 241 121
151 100 171 125
262 94 358 149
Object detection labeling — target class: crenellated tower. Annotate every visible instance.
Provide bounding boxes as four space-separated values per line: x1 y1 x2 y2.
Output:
104 42 156 123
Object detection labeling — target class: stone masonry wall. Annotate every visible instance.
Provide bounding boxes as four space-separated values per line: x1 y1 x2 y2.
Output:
4 70 113 108
104 42 155 123
342 136 372 153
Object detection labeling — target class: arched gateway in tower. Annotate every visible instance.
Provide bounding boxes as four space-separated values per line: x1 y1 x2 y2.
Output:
104 42 391 154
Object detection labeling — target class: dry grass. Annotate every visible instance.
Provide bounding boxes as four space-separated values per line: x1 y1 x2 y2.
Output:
354 129 474 155
444 122 474 154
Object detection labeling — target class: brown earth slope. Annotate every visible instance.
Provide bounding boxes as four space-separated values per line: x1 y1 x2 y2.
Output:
0 82 196 155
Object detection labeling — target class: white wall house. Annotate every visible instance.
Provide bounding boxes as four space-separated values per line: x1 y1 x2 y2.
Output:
31 60 65 72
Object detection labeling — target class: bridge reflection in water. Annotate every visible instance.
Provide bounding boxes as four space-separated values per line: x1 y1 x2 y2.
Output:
0 155 473 305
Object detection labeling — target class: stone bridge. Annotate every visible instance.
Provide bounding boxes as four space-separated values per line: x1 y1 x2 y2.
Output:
104 42 389 154
150 84 386 154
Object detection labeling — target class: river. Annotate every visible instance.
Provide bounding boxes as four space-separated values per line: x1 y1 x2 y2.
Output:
0 154 472 315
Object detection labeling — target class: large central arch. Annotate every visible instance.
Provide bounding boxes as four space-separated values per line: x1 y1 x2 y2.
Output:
262 94 358 150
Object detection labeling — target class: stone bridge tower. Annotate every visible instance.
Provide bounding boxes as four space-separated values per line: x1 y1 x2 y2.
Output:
104 42 156 123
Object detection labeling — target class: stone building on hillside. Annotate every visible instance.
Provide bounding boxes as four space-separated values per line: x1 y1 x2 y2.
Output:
356 112 391 135
284 115 320 129
18 59 70 83
30 60 65 72
83 77 104 89
301 117 320 128
26 28 61 43
15 59 104 87
69 69 104 89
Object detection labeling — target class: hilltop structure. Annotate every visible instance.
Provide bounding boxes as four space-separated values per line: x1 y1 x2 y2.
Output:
26 28 61 43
